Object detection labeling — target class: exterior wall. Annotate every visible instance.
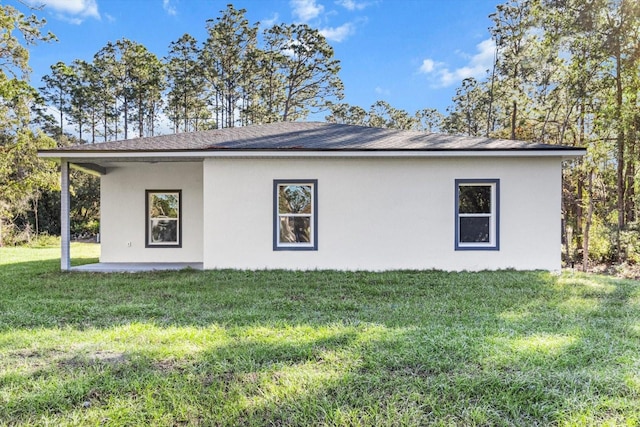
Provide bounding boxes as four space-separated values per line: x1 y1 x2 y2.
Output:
202 156 562 271
100 162 203 263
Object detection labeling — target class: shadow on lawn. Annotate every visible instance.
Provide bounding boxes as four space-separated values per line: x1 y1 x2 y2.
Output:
0 257 99 275
0 258 60 275
1 326 375 425
3 311 637 425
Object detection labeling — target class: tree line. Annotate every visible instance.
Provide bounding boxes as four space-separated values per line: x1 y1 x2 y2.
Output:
1 1 639 270
40 4 343 141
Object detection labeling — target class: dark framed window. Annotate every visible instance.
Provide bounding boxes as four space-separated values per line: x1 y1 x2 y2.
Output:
146 190 182 248
455 179 499 250
274 180 318 251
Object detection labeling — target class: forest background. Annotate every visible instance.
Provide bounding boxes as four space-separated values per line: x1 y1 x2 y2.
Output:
1 0 639 272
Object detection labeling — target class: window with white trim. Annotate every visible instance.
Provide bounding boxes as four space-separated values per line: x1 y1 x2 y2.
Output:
146 190 182 248
274 180 317 250
455 179 499 250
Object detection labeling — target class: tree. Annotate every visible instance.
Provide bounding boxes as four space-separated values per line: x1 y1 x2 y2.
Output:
325 102 367 126
124 43 165 137
164 33 211 132
201 4 258 128
93 40 128 139
93 39 165 139
248 30 287 123
326 101 440 131
536 0 611 267
489 0 538 140
0 4 56 245
261 23 344 122
40 61 74 139
367 100 416 129
91 47 119 141
74 59 103 143
443 78 492 136
415 108 444 133
540 0 640 264
602 0 640 243
67 60 91 142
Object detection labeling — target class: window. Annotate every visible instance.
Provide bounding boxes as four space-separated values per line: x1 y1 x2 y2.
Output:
455 179 499 250
146 190 182 248
274 180 317 250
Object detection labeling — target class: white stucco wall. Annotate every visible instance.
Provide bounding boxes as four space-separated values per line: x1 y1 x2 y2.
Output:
202 156 562 271
100 162 203 263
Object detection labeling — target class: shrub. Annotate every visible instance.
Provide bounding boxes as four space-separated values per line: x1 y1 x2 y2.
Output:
71 219 100 240
1 222 35 246
27 233 61 248
586 217 613 263
620 222 640 264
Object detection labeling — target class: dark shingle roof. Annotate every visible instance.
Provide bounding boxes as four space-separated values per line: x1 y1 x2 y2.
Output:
48 122 580 152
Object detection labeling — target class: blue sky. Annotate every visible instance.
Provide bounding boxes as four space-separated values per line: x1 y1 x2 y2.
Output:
14 0 501 118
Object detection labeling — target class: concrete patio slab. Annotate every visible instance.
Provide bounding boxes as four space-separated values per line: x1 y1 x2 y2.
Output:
71 262 203 273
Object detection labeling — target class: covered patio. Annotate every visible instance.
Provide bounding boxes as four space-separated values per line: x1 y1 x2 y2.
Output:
71 262 203 273
55 158 202 272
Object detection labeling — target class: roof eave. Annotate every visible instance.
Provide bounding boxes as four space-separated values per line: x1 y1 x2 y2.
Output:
38 148 587 161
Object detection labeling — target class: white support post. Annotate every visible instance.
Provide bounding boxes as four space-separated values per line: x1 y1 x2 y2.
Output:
60 159 71 271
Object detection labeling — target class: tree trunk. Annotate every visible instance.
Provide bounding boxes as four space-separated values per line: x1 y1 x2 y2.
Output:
103 105 108 142
33 195 39 236
575 102 585 253
114 100 119 140
625 91 637 223
138 96 144 138
561 171 570 266
583 170 594 272
150 101 156 136
227 95 234 128
91 108 96 143
184 92 188 132
626 141 636 223
576 174 583 250
124 98 129 139
510 100 517 140
615 47 625 260
486 48 497 137
59 95 64 139
510 63 518 140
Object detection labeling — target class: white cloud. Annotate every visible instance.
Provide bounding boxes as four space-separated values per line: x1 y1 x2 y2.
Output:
290 0 324 22
419 38 496 87
29 0 100 23
290 0 361 42
375 86 390 96
262 13 280 27
419 59 435 73
320 22 355 42
163 0 177 16
336 0 370 11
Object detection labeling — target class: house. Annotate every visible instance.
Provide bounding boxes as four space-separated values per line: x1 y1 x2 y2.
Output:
38 122 585 272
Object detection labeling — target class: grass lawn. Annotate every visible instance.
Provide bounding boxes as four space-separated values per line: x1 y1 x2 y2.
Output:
0 244 638 426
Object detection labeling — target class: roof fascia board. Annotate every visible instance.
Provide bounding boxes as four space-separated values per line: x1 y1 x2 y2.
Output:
40 149 586 161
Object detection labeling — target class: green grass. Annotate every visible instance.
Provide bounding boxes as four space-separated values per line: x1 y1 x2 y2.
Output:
0 244 638 426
